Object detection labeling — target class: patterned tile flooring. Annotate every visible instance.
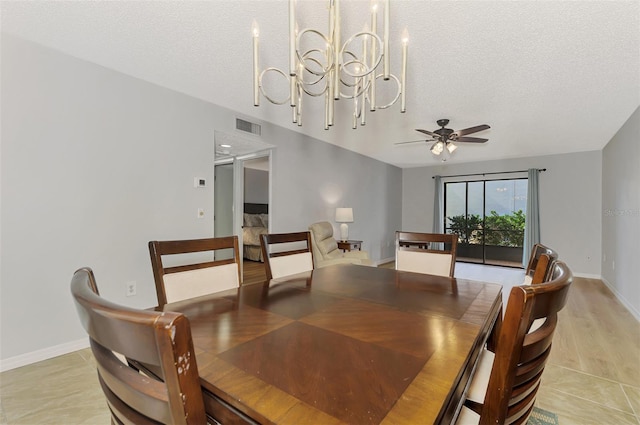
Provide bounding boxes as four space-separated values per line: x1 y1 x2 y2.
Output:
1 262 638 424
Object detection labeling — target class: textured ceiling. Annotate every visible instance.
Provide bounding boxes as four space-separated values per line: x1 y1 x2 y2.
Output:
2 1 638 168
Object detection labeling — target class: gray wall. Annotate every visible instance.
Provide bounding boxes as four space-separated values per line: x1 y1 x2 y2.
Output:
0 35 402 366
265 122 402 261
402 151 603 277
602 107 639 318
244 168 269 204
214 164 234 237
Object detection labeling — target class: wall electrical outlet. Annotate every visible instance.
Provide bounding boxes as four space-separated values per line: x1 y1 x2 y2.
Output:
126 281 137 297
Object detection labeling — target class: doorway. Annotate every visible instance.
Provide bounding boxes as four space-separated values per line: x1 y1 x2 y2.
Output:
444 178 527 267
213 130 273 280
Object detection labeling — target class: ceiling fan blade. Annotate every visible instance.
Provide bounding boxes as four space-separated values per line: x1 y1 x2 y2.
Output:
456 136 488 143
453 124 490 137
416 129 439 137
394 139 433 146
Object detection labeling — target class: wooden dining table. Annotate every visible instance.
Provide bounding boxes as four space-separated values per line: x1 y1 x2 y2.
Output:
163 264 502 425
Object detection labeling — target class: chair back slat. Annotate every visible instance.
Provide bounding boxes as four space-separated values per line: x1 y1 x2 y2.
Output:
510 369 543 405
514 347 551 385
505 391 537 425
149 236 241 307
71 268 206 425
260 232 314 280
395 231 458 277
92 339 171 421
98 373 163 425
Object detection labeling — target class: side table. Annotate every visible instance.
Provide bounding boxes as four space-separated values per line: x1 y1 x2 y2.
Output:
337 240 362 252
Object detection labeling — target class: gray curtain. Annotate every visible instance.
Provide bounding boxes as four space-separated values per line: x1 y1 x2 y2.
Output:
433 175 443 233
523 169 541 266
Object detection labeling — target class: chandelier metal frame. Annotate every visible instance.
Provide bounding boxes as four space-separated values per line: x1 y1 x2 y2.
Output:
252 0 408 130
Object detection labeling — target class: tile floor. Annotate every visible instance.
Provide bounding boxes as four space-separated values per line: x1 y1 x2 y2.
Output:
1 262 638 424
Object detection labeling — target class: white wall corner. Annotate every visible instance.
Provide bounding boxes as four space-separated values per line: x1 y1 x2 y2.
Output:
600 276 640 323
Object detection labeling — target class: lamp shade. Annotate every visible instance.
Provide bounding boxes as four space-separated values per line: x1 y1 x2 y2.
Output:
335 208 354 223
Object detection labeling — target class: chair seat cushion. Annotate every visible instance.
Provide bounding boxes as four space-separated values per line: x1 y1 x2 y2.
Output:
455 406 480 425
466 348 495 403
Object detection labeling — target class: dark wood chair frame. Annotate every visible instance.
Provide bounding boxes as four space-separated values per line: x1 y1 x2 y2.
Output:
465 259 573 424
260 231 314 280
149 236 241 308
525 243 559 284
395 231 458 277
70 267 207 425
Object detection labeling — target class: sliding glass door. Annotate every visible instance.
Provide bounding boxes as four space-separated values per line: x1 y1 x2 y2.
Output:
444 179 527 267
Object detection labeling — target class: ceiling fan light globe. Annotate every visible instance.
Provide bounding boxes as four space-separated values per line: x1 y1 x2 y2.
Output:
447 142 457 153
430 141 444 155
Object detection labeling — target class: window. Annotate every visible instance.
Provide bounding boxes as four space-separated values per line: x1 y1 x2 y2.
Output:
444 178 527 267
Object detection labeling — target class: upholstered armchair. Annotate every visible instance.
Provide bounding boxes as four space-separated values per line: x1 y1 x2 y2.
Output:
308 221 374 268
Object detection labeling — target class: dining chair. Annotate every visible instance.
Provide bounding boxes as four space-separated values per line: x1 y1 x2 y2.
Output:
456 260 573 425
524 243 559 284
395 231 458 277
260 231 314 280
149 236 241 308
70 267 207 425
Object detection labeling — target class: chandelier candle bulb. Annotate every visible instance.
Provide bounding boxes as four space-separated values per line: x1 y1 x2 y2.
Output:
362 26 368 68
353 76 359 129
325 89 330 130
401 28 408 112
328 69 335 126
383 0 390 79
289 0 296 75
361 30 372 116
290 76 296 108
370 3 377 111
334 0 341 100
252 20 260 106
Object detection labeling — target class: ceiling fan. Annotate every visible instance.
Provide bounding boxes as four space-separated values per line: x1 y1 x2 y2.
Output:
395 119 490 160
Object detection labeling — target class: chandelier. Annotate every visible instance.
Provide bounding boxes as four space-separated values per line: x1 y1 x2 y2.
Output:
252 0 408 130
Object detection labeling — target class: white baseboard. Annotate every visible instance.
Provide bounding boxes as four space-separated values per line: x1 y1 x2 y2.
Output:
376 257 395 266
600 277 640 322
0 338 89 373
573 272 602 280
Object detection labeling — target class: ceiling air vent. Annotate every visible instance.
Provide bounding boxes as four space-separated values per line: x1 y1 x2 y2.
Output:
236 118 261 136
